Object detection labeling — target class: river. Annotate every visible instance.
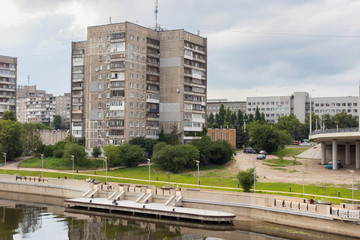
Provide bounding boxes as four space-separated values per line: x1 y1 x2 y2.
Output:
0 191 357 240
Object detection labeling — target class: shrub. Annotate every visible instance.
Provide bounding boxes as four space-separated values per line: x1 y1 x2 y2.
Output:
43 145 54 158
152 144 199 173
53 149 63 158
129 137 158 157
92 146 102 158
237 168 257 192
119 144 144 167
103 144 121 167
63 143 87 166
208 140 234 164
191 136 212 165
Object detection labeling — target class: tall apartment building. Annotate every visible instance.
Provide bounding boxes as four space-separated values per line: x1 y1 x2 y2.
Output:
17 85 71 127
71 22 207 149
0 55 17 118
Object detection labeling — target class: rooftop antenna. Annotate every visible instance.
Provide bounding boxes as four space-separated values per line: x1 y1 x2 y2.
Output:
154 0 159 31
109 16 112 24
197 30 200 36
27 75 30 86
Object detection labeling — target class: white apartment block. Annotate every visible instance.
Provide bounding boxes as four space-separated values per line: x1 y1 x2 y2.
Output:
0 55 17 118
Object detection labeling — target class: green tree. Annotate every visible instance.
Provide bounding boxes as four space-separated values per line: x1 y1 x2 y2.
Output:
237 168 257 192
152 144 199 173
43 145 53 158
22 123 43 155
275 115 302 140
255 107 261 122
248 113 254 123
248 122 292 153
92 146 102 158
208 140 234 164
1 110 17 121
119 144 144 167
158 125 181 145
231 112 237 127
0 120 23 160
216 104 226 127
207 112 215 128
103 144 121 167
52 115 62 130
129 137 158 157
224 107 232 127
63 142 88 166
261 112 266 123
191 136 212 165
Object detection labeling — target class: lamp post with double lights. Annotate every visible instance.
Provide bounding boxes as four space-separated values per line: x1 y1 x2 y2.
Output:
40 154 44 179
3 153 6 175
195 160 200 189
104 157 108 182
350 170 355 206
69 155 74 179
147 159 151 185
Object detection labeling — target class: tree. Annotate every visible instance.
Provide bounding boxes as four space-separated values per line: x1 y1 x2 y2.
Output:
208 140 234 164
158 125 181 145
103 144 121 167
237 168 257 192
207 112 215 128
224 107 232 127
248 122 292 153
152 144 199 173
52 115 62 130
63 143 88 166
217 104 226 127
191 136 212 165
43 145 53 158
119 144 144 167
129 137 158 157
1 111 17 121
255 107 261 122
22 123 43 156
248 113 254 123
92 146 102 158
0 120 23 160
275 115 302 140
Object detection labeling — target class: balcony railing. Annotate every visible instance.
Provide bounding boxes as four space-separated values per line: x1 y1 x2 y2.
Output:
311 128 360 135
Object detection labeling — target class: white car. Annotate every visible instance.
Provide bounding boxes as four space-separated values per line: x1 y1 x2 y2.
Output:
299 142 311 146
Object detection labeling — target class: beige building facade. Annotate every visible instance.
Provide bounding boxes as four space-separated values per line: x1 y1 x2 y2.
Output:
0 55 17 118
71 22 207 149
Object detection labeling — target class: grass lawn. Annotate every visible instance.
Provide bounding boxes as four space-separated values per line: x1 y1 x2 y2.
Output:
19 157 103 170
263 159 302 168
279 147 310 157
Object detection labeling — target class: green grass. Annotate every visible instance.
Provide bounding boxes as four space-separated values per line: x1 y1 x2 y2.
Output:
263 159 302 167
277 147 310 157
19 157 103 170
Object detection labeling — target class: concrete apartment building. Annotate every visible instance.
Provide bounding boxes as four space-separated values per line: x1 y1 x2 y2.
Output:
0 55 17 118
313 96 358 118
207 99 246 116
17 85 70 127
71 22 207 148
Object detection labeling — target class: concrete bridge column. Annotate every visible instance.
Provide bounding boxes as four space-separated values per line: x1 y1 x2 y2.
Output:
345 142 351 165
332 139 338 170
321 142 326 165
356 141 360 169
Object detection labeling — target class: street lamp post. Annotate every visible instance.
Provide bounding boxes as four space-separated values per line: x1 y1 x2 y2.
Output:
302 169 305 201
3 153 6 175
147 159 151 185
104 157 108 182
40 154 44 179
253 161 256 194
309 90 315 138
195 160 200 189
350 170 355 206
70 155 74 179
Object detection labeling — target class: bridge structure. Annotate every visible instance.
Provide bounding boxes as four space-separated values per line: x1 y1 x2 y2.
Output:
310 128 360 170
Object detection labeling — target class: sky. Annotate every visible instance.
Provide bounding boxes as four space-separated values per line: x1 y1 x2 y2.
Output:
1 0 360 100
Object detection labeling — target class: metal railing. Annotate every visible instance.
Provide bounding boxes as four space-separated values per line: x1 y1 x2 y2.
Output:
311 127 360 135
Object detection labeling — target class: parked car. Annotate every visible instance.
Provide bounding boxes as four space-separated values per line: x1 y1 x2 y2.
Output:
325 161 343 169
259 150 267 155
257 154 266 160
299 142 311 146
244 148 257 154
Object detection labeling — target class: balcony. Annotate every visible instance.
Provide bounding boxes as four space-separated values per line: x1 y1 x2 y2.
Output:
147 108 159 113
72 86 83 91
146 70 159 76
146 98 159 104
72 78 83 83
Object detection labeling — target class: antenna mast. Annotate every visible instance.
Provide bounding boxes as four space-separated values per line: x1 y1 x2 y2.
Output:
154 0 159 31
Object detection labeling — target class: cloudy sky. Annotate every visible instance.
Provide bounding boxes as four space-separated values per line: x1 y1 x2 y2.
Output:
1 0 360 100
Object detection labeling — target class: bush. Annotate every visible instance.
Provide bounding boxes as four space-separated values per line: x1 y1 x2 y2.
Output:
152 144 199 173
43 145 54 158
63 143 87 166
191 136 212 165
103 144 121 167
129 137 158 157
92 146 102 158
53 149 63 158
119 144 144 167
208 140 234 164
237 168 257 192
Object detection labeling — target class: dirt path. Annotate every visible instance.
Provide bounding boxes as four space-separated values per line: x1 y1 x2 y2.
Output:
232 151 358 186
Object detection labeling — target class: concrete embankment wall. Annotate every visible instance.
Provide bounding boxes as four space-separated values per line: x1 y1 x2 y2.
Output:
0 175 90 199
180 189 360 238
1 175 360 238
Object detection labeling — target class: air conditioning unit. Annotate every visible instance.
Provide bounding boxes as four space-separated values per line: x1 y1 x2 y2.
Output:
95 67 98 72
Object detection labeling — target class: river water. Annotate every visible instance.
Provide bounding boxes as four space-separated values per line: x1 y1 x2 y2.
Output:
0 191 358 240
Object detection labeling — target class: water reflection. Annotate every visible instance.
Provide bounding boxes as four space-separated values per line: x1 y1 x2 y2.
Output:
0 192 358 240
